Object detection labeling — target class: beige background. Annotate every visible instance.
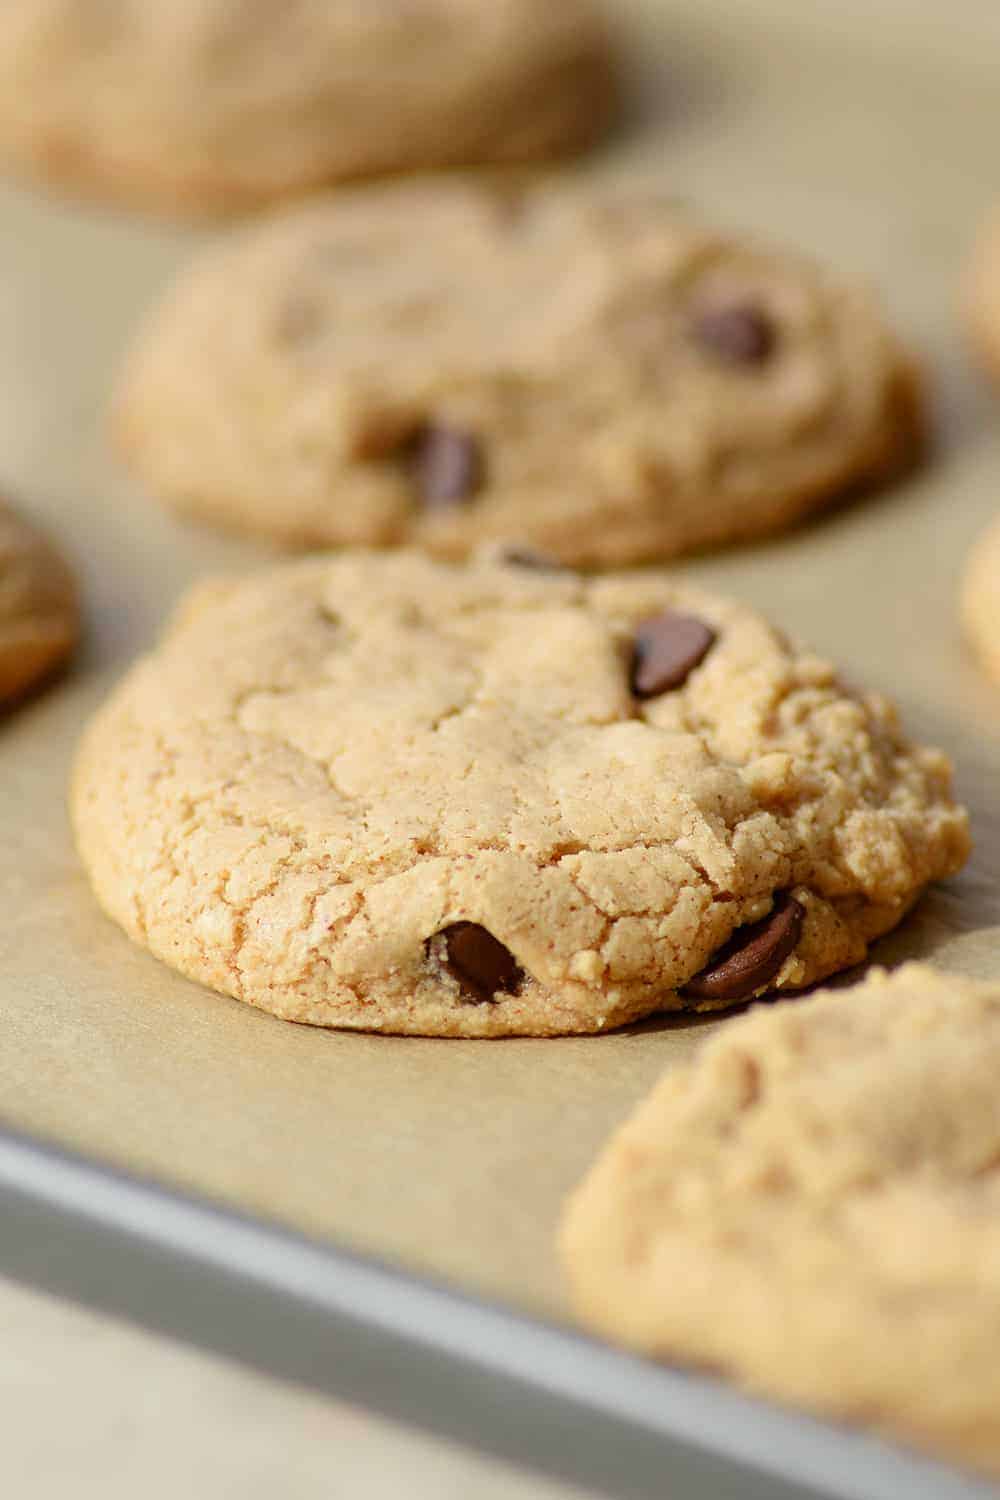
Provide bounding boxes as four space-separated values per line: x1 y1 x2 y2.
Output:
3 0 1000 1492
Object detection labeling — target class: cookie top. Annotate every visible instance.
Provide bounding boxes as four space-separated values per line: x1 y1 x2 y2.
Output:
72 551 967 1036
0 498 79 707
561 964 1000 1475
0 2 614 215
114 180 923 566
960 512 1000 682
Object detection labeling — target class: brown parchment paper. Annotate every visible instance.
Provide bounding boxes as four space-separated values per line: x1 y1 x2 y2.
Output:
3 0 1000 1324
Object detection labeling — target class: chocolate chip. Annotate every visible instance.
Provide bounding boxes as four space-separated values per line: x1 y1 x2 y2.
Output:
694 303 776 365
630 611 716 698
410 424 483 508
496 545 567 572
434 922 524 1004
681 893 805 1004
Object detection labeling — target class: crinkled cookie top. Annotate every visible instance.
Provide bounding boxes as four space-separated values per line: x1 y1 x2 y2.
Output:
73 551 967 1035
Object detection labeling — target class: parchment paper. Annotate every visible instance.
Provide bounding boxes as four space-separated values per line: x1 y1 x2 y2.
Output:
3 0 1000 1323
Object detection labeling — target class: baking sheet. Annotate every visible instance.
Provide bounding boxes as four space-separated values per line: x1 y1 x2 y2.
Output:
2 1131 991 1500
2 0 1000 1364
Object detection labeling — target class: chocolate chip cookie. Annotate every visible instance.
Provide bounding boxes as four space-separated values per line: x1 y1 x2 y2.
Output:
561 963 1000 1476
71 551 968 1036
114 180 923 565
0 2 615 215
0 497 78 707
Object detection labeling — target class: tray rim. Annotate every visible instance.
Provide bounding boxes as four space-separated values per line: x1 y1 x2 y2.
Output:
0 1122 991 1500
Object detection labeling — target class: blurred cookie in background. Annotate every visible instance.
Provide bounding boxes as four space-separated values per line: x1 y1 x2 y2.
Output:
0 496 78 709
960 510 1000 682
964 212 1000 382
0 1 617 217
114 178 924 567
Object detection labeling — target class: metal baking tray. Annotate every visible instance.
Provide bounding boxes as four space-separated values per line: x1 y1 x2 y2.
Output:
3 1 1000 1495
0 1129 992 1500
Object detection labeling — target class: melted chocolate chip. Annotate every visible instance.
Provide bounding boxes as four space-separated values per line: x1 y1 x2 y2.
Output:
496 545 567 572
410 424 483 508
694 303 776 365
630 611 716 698
681 893 805 1004
434 922 524 1004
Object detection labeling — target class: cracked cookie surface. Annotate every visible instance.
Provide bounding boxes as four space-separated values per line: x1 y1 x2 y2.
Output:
71 551 968 1036
0 497 78 707
115 179 923 564
560 964 1000 1475
0 1 614 216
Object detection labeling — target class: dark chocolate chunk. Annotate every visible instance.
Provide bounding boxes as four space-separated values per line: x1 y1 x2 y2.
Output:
434 922 524 1004
496 545 567 572
410 424 483 508
681 893 805 1004
630 610 716 698
694 303 776 365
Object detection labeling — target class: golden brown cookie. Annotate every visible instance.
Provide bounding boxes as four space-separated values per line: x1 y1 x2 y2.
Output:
0 497 78 707
71 551 967 1036
561 963 1000 1477
113 180 924 565
0 2 615 216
